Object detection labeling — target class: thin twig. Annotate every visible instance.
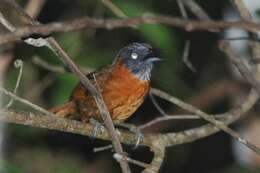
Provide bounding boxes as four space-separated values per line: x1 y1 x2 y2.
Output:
94 144 113 152
5 59 23 108
151 88 260 155
32 56 67 74
230 0 260 70
25 74 55 101
177 0 188 19
176 0 196 73
101 0 137 29
0 87 54 116
25 0 46 19
162 88 258 147
223 36 259 41
182 40 196 72
142 144 165 173
138 114 202 131
231 0 252 20
114 153 150 169
32 56 92 74
101 0 127 18
0 11 16 32
219 41 260 95
149 91 168 117
182 0 211 20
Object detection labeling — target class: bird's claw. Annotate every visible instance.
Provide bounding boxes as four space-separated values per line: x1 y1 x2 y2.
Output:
114 122 144 148
131 127 144 149
113 122 144 148
90 118 105 137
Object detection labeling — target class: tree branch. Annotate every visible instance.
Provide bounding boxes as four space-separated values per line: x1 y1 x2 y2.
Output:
1 15 260 45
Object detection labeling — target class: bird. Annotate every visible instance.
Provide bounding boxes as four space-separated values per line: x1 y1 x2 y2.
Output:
50 42 161 123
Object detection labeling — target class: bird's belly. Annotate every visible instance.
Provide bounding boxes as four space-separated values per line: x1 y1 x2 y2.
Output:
102 78 149 121
106 91 145 121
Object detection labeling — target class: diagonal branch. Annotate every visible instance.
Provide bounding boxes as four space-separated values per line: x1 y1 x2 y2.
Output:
0 87 54 116
219 41 260 94
160 88 258 147
151 88 260 154
182 0 211 20
230 0 260 71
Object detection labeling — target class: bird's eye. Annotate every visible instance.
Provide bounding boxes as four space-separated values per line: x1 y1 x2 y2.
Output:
131 52 138 59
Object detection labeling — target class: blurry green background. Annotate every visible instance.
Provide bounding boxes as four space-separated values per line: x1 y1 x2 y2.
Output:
1 0 260 173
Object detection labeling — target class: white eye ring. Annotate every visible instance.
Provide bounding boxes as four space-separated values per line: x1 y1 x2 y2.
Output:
131 52 138 59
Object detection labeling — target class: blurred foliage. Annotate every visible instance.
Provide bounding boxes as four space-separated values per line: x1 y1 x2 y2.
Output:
0 160 25 173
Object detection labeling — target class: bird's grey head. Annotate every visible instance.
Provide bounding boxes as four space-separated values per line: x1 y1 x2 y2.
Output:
116 42 161 81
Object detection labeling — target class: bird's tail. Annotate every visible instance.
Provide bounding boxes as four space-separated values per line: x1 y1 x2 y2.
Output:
49 101 76 118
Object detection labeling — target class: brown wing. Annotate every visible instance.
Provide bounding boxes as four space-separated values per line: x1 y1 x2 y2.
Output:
69 65 113 121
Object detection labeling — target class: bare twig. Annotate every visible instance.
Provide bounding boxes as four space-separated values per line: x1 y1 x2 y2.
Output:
0 11 16 32
32 56 67 74
230 0 260 68
1 15 260 45
162 88 259 146
0 87 54 116
182 40 196 72
177 0 188 19
138 114 203 131
25 0 46 19
177 0 196 73
231 0 253 20
5 59 23 108
142 143 165 173
182 0 211 20
114 153 150 169
94 144 113 153
219 41 260 95
149 91 168 117
101 0 127 18
151 88 260 155
32 56 92 74
25 74 55 101
142 79 243 134
101 0 137 29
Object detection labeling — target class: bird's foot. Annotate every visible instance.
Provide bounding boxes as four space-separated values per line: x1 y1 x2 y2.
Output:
89 118 105 137
131 127 144 149
115 122 144 149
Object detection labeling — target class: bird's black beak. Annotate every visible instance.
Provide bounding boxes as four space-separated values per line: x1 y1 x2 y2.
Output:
146 57 162 63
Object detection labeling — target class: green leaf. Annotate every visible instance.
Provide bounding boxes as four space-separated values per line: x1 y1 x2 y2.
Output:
51 74 78 105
